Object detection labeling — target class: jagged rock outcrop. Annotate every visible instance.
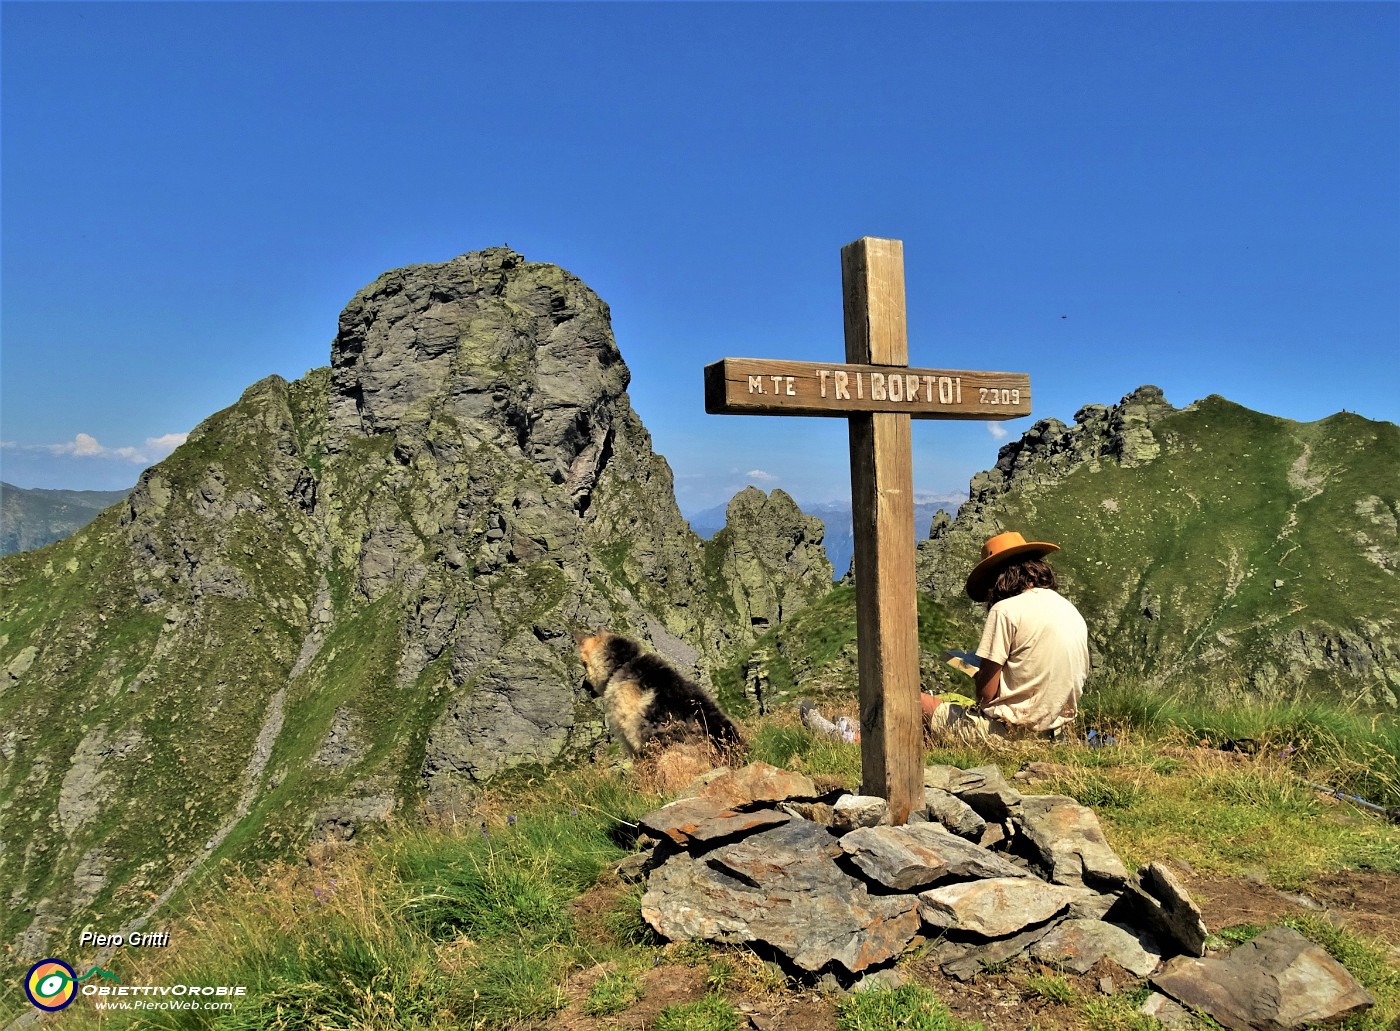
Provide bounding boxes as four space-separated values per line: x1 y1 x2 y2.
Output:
707 487 833 635
918 385 1176 605
0 247 822 959
917 387 1400 702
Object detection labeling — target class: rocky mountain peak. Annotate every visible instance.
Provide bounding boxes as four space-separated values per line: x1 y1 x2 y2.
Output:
711 487 833 634
961 385 1177 518
0 247 839 959
328 248 625 512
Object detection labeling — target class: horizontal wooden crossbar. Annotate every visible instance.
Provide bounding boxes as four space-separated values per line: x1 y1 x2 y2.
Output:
703 357 1031 419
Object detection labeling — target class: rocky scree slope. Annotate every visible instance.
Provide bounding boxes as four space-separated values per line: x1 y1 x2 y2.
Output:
0 248 830 962
918 386 1400 702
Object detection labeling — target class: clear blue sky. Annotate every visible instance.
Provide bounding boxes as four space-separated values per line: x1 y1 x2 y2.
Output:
3 3 1397 513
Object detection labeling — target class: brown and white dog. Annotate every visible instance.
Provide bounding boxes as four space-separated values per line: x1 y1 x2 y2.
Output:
575 631 743 756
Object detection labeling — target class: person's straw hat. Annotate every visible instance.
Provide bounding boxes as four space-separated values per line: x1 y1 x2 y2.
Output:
965 531 1060 601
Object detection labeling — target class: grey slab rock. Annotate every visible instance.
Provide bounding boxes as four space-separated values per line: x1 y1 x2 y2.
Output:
950 765 1023 820
611 850 654 884
831 794 890 833
852 968 906 993
1015 794 1130 890
1139 993 1194 1029
1066 889 1121 921
923 787 986 839
918 877 1082 938
978 822 1008 849
707 818 844 880
923 764 963 792
1151 926 1375 1030
1028 918 1161 976
934 923 1058 982
840 823 1031 891
637 796 790 848
641 821 921 974
1125 861 1208 957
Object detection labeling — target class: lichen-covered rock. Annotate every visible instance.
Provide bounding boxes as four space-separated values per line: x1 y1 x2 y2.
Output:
839 823 1029 890
1123 861 1207 957
918 876 1083 938
831 794 890 832
922 787 986 839
682 761 818 808
707 486 833 635
948 765 1023 821
1028 918 1161 976
638 796 791 848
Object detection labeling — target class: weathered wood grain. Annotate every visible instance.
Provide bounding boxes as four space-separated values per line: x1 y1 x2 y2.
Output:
703 358 1030 419
843 237 924 826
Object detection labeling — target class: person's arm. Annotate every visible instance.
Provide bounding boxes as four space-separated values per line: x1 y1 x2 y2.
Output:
974 660 1003 709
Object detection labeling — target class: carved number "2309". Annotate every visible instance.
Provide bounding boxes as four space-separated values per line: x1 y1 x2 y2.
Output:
979 387 1021 406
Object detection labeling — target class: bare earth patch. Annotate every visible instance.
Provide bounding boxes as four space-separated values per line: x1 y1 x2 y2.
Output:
1180 867 1400 947
557 963 708 1031
1304 870 1400 945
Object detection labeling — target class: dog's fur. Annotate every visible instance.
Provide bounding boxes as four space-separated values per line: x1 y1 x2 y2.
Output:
576 631 743 757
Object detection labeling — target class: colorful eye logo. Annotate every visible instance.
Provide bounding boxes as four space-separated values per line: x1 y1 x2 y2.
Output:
25 959 77 1011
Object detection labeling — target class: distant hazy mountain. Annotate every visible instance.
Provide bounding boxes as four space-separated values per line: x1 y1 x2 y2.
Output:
687 493 965 579
0 481 130 555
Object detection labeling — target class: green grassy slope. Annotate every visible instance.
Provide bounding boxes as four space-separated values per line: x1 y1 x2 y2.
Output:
0 374 331 956
923 396 1400 704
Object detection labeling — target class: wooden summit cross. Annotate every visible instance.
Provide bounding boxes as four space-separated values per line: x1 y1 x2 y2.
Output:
704 237 1031 825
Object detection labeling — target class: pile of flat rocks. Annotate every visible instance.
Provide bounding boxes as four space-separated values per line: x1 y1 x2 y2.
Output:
630 761 1374 1030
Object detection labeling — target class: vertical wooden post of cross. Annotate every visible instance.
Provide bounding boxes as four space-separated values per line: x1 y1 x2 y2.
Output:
842 238 924 824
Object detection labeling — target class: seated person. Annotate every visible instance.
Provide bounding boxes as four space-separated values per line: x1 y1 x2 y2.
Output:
802 531 1089 744
926 531 1089 740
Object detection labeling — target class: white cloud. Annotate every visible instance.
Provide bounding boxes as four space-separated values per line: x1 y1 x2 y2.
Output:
9 431 190 464
744 469 778 484
988 424 1009 441
145 432 189 456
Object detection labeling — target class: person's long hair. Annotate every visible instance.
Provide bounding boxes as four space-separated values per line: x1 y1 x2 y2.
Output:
987 557 1058 609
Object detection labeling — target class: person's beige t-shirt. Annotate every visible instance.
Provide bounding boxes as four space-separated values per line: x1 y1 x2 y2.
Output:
976 587 1089 732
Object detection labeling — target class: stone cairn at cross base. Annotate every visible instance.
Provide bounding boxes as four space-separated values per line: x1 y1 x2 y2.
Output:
625 762 1375 1031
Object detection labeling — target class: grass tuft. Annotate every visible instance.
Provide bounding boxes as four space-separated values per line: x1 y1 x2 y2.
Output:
1025 972 1078 1004
836 983 985 1031
584 968 645 1016
654 994 743 1031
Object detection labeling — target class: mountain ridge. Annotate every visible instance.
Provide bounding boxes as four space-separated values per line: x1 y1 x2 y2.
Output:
3 248 1395 973
917 386 1399 702
0 248 833 962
